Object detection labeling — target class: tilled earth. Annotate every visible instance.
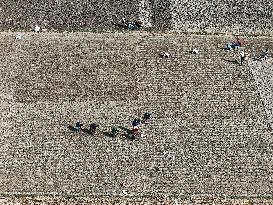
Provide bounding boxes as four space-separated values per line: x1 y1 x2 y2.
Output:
2 195 273 205
0 0 273 34
1 31 273 200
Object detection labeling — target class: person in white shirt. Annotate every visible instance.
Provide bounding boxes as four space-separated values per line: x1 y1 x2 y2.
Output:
192 48 199 54
240 51 246 66
15 33 23 40
34 25 41 32
162 52 170 58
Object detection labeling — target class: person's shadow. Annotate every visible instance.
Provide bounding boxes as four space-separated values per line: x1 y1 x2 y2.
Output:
117 126 135 140
102 126 134 140
112 21 127 30
68 125 76 132
67 125 92 134
253 53 270 61
222 58 239 65
103 131 115 138
68 124 135 140
82 128 92 135
118 126 131 134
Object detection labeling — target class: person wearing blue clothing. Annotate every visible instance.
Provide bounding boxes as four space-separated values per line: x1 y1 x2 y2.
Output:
75 122 83 133
127 20 142 30
225 37 242 51
132 118 141 127
232 38 242 49
127 22 138 30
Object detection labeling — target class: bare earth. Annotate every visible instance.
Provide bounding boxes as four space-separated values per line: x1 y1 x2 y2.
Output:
2 195 273 205
1 31 273 204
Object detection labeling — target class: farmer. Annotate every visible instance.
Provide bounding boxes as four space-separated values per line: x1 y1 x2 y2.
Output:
75 122 83 133
111 127 118 137
15 33 23 40
121 17 126 25
161 52 170 58
142 112 151 124
34 25 41 32
240 51 246 66
233 37 242 49
127 22 138 30
191 48 199 54
132 126 140 134
90 123 99 134
132 118 141 127
124 19 142 30
225 37 243 51
225 43 233 50
131 126 140 140
261 48 269 60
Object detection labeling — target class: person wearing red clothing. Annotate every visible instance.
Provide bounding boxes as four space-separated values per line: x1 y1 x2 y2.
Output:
132 126 140 140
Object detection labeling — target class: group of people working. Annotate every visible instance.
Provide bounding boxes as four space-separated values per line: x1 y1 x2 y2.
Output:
225 37 243 51
225 37 270 65
223 37 249 66
72 36 269 137
73 112 152 140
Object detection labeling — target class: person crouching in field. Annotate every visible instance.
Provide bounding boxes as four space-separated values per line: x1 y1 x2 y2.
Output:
142 112 151 124
111 127 118 137
132 126 140 140
120 18 143 30
225 37 243 51
160 52 170 58
131 118 141 140
90 123 99 135
132 118 141 127
233 37 242 49
75 122 83 133
260 48 269 60
127 20 142 30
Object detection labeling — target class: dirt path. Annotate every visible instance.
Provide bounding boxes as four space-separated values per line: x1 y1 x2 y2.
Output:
248 58 273 130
